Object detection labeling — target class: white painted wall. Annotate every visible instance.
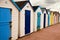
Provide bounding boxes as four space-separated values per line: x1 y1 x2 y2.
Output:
46 14 48 27
19 3 34 37
0 0 19 40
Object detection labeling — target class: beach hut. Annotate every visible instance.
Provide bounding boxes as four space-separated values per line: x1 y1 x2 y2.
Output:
0 7 11 40
45 9 48 27
32 6 43 31
53 12 57 24
58 14 60 23
57 12 59 23
53 12 54 25
50 11 54 25
53 13 55 25
46 9 50 26
53 12 59 24
51 11 55 25
12 1 34 37
58 12 60 23
0 0 19 40
36 8 44 29
41 8 48 28
56 12 59 24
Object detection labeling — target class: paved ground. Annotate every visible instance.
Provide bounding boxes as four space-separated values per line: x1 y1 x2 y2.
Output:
17 23 60 40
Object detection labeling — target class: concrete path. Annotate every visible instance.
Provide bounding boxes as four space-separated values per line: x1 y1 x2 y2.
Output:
18 23 60 40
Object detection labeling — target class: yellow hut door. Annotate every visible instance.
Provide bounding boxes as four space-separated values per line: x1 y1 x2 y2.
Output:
50 12 54 25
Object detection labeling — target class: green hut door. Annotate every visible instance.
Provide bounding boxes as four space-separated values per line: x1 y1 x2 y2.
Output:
37 12 41 30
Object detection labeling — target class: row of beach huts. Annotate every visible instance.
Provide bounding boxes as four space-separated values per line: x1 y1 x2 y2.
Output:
0 0 60 40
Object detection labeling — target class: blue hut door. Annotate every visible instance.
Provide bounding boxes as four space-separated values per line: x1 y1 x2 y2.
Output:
44 14 46 28
0 8 11 40
37 12 41 30
48 14 50 26
25 10 30 34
